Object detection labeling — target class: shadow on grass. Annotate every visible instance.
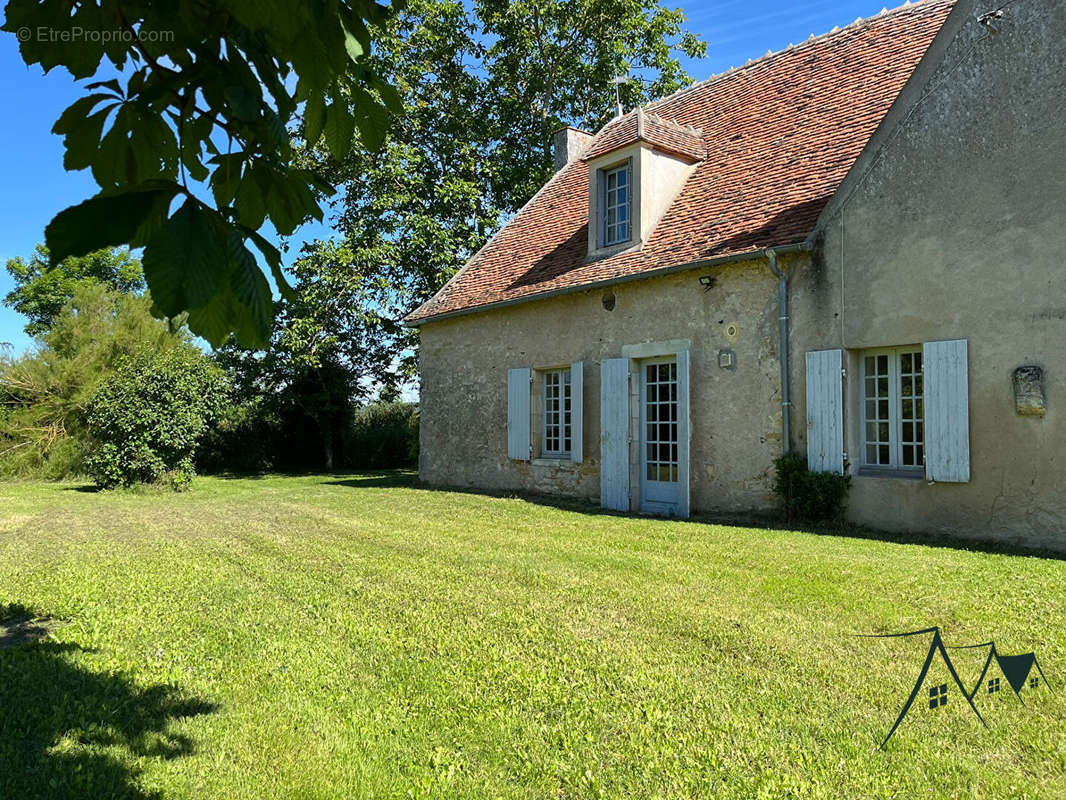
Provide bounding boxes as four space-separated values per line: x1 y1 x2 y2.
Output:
321 471 418 489
0 604 216 799
324 472 1066 562
209 469 416 488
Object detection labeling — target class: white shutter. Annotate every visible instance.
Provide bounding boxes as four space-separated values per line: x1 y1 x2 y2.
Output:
570 361 584 463
805 349 844 474
600 358 630 510
923 339 970 482
676 349 691 519
507 367 531 461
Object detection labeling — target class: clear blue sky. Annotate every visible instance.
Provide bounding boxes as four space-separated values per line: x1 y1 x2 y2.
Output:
0 0 900 354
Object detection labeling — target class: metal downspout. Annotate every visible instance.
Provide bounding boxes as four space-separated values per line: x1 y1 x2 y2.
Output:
767 248 791 453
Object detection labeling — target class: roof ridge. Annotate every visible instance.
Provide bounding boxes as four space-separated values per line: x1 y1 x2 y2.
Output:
644 111 702 137
641 0 951 116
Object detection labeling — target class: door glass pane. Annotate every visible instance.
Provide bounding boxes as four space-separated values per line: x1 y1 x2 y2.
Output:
643 359 679 484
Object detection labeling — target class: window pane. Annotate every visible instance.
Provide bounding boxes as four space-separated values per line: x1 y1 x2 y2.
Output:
879 445 890 463
877 355 888 372
866 444 878 463
901 353 912 372
878 399 889 418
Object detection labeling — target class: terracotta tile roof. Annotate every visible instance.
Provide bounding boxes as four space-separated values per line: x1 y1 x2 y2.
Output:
408 0 955 324
583 108 706 162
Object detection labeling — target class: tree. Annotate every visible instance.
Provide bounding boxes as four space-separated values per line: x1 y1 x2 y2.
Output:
212 241 395 470
300 0 705 385
4 244 143 337
0 284 187 477
2 0 405 348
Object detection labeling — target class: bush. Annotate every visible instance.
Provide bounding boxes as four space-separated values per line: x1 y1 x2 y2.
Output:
0 285 187 479
772 452 851 523
84 349 230 489
348 402 419 469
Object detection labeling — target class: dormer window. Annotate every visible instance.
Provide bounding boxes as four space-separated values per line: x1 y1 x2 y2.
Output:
582 108 705 259
601 162 632 247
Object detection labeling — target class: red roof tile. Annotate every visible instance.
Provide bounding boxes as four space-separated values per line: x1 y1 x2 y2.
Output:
583 108 706 162
408 0 954 324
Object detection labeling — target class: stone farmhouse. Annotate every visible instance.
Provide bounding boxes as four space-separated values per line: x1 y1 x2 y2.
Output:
407 0 1065 548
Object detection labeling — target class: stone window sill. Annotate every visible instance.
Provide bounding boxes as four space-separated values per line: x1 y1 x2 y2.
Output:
532 457 576 468
856 467 924 481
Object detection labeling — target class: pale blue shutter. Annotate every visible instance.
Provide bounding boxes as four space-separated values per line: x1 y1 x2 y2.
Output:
676 349 691 519
507 367 531 461
923 339 970 482
570 361 583 463
600 358 629 511
805 349 844 474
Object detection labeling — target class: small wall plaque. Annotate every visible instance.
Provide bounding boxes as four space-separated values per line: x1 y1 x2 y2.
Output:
1012 365 1045 416
718 349 736 370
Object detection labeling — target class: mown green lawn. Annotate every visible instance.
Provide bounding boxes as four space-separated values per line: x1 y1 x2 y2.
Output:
0 473 1063 798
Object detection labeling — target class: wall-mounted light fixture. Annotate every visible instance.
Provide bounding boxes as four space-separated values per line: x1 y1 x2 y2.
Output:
698 275 716 291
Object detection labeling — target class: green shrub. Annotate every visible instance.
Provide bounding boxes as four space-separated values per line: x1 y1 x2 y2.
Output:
349 402 419 469
772 452 851 523
0 284 187 479
84 349 230 489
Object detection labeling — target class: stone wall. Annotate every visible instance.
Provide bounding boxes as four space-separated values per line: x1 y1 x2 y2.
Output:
418 257 803 513
790 0 1066 548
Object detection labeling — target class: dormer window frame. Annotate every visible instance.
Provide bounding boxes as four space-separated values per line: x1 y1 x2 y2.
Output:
599 159 633 248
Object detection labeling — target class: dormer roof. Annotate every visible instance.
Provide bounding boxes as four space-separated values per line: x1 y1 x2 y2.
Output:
583 108 706 163
408 0 956 325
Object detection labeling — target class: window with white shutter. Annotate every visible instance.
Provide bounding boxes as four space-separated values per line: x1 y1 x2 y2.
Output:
507 367 531 461
805 349 844 474
923 339 970 482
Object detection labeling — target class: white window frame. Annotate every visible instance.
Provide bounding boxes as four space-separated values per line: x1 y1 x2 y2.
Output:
860 346 924 472
541 368 572 457
600 160 632 247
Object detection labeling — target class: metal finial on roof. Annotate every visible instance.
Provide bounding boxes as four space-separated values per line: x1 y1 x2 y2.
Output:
611 74 627 118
